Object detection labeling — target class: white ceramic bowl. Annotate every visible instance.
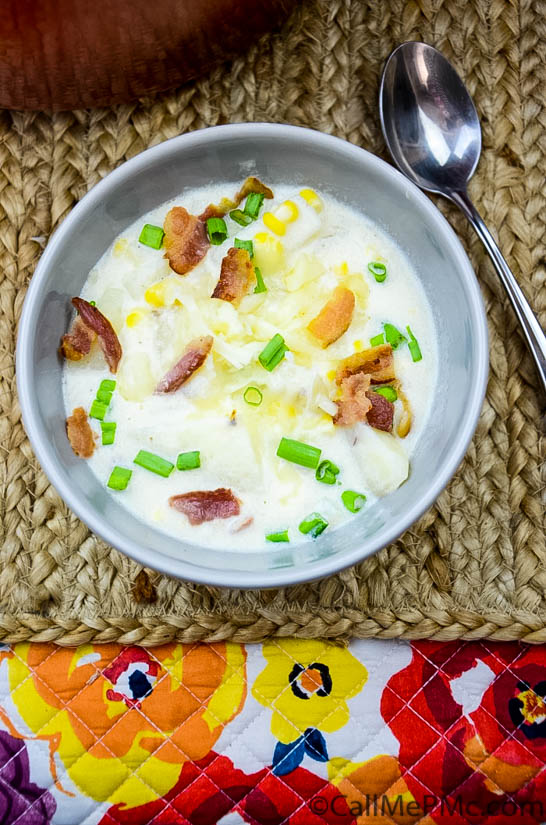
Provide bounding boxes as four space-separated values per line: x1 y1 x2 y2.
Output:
16 123 488 588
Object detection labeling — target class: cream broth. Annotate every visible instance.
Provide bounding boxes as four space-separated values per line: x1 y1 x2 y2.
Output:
63 183 437 549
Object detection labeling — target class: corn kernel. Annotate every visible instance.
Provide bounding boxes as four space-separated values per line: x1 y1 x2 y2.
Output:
335 261 349 277
263 212 286 236
300 188 323 212
113 238 129 256
126 309 148 327
353 339 362 351
287 405 297 418
276 200 299 223
144 280 167 307
327 369 336 381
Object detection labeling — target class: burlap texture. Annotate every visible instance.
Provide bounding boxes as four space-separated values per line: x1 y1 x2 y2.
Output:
1 0 544 646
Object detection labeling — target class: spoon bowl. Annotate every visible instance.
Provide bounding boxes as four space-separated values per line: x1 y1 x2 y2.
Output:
380 41 546 395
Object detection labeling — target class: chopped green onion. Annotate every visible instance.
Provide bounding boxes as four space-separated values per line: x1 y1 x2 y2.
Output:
100 421 117 445
259 333 288 371
96 389 113 404
341 490 367 513
370 333 385 347
206 217 228 245
315 459 340 485
254 265 267 293
107 466 132 490
277 437 321 469
176 451 201 471
229 209 253 227
368 261 387 282
383 322 407 350
89 300 96 306
139 223 165 249
266 529 290 543
134 449 174 477
299 512 329 538
243 386 263 406
406 325 423 362
373 386 398 402
100 379 116 392
244 192 265 220
234 238 254 258
89 400 108 420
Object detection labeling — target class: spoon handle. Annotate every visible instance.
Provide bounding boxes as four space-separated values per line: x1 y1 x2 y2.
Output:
450 189 546 394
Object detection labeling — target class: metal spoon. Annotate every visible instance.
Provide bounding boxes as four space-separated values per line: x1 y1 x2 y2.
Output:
379 41 546 393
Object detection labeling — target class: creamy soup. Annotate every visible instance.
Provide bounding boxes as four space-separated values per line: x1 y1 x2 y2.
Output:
62 181 437 549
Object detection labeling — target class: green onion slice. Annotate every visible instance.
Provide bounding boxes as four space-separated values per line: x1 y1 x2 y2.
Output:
243 386 263 406
100 421 117 445
89 400 108 420
266 529 290 543
315 459 340 485
368 261 387 282
244 192 265 219
229 209 253 227
341 490 367 513
96 389 113 404
370 333 385 347
107 466 132 490
299 512 329 538
134 449 174 477
373 386 398 403
206 217 228 245
89 300 96 306
139 223 165 249
406 325 423 362
176 451 201 471
234 238 254 258
259 333 288 371
277 437 321 469
100 379 116 392
383 322 407 350
254 265 267 294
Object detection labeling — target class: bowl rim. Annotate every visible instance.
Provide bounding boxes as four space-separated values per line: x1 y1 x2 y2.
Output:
16 122 489 588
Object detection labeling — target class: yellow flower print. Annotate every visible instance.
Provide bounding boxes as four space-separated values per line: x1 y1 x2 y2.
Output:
252 639 368 744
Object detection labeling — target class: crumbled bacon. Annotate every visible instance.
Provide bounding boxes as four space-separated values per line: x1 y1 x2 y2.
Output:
69 298 122 373
66 407 95 458
163 206 210 275
366 390 394 432
169 488 241 525
333 373 372 426
156 335 213 393
335 343 395 385
212 247 255 304
307 286 355 347
199 176 274 221
60 316 96 361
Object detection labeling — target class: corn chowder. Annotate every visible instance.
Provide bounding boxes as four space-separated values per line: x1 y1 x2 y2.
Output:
62 179 437 549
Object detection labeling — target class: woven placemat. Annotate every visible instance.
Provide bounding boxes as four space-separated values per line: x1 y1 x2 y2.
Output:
1 0 544 646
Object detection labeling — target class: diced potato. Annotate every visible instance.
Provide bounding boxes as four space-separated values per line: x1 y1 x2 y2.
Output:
97 287 126 332
285 254 325 292
253 232 285 276
353 425 409 496
117 352 156 401
197 297 244 339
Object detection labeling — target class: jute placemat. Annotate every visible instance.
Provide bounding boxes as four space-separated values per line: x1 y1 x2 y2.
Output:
1 0 544 646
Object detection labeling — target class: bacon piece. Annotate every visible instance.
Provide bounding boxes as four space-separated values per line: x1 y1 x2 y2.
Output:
366 390 394 432
335 343 395 385
307 286 355 347
66 407 95 458
333 373 372 426
60 316 96 361
199 176 274 221
163 206 210 275
70 297 122 373
212 247 255 304
156 335 213 393
169 488 241 525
